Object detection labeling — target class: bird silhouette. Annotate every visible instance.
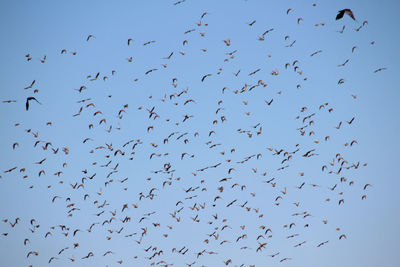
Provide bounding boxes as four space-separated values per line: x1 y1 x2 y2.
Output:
336 9 356 21
25 97 41 110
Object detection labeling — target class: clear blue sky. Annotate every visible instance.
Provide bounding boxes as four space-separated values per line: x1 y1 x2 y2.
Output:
0 0 399 266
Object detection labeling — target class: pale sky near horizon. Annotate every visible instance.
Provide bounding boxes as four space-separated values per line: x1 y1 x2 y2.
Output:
0 0 399 266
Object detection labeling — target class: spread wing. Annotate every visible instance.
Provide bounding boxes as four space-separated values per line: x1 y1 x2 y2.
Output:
336 10 345 20
345 9 356 20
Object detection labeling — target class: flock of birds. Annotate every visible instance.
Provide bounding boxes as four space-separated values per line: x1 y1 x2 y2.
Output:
1 2 384 267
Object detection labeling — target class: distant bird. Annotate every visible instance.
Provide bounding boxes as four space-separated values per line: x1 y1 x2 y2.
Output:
338 59 349 67
337 25 345 34
336 9 356 21
247 20 256 26
2 100 16 103
286 40 296 47
317 241 329 247
265 99 273 105
143 40 155 46
86 35 94 41
201 12 208 19
145 68 158 75
163 52 174 59
363 184 372 190
310 50 322 57
26 97 41 110
201 74 212 82
346 117 355 124
24 80 36 90
374 67 387 73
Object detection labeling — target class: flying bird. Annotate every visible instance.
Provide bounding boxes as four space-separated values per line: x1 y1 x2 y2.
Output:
24 80 35 90
247 20 256 26
26 97 41 110
201 74 212 82
336 9 356 21
374 67 387 73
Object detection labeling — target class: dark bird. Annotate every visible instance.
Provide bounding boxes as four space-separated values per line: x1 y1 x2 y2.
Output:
310 50 322 57
145 69 158 75
374 67 387 73
317 241 329 247
265 99 273 105
24 80 36 90
249 69 260 76
201 74 212 82
263 28 274 35
201 12 208 19
26 97 41 110
163 52 174 60
247 20 256 26
338 59 349 67
347 117 355 124
336 9 356 21
143 40 156 46
286 40 296 47
363 184 372 190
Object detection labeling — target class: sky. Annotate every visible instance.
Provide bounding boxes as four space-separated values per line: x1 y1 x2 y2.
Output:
0 0 399 266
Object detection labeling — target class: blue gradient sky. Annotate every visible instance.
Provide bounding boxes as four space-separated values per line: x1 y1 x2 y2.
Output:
0 0 399 266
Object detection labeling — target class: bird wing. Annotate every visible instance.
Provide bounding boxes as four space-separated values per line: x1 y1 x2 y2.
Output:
345 9 356 20
336 10 344 20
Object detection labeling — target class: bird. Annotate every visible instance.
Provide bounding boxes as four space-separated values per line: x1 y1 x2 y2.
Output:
145 68 158 75
143 40 156 46
25 97 41 110
24 80 35 90
265 99 273 105
317 241 329 247
86 34 95 41
201 74 212 82
363 184 372 190
27 251 39 258
163 52 174 59
336 9 356 21
338 59 349 67
247 20 256 26
374 67 387 73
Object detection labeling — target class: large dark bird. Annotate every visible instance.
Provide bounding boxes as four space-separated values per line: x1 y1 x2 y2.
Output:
26 97 41 110
336 9 356 21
